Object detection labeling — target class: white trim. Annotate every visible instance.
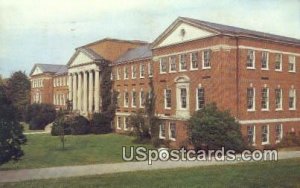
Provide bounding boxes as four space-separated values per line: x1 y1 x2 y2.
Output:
261 87 269 111
159 57 168 74
159 123 166 139
247 87 256 112
275 88 283 111
288 55 296 73
117 116 122 130
261 51 269 70
190 52 199 70
261 124 270 145
275 53 283 71
179 54 188 72
239 45 300 56
239 117 300 124
164 89 171 109
139 90 145 108
168 122 176 141
275 124 283 143
148 62 153 77
131 90 137 108
169 56 177 73
124 117 128 131
124 91 129 107
139 64 145 78
202 50 211 69
116 112 131 116
246 49 255 69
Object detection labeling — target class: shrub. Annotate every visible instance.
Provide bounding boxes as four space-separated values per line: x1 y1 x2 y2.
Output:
69 115 90 135
188 103 247 152
128 111 150 141
91 113 112 134
51 116 71 136
25 103 56 130
277 133 300 148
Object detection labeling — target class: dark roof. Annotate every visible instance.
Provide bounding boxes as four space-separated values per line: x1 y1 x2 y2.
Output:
179 17 300 45
115 44 152 64
55 65 68 75
30 64 68 76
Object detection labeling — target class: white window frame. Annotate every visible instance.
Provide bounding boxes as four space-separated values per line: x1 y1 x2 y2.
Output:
124 66 129 80
275 124 283 143
159 123 166 139
261 51 269 70
288 55 296 73
169 56 177 73
247 125 256 146
289 88 296 110
190 52 199 70
131 65 137 79
179 54 187 72
275 53 282 71
247 87 256 111
246 50 255 69
160 57 167 74
261 125 269 145
140 64 145 78
117 116 122 130
140 90 145 108
179 88 188 110
148 62 153 77
124 91 129 107
116 67 121 80
261 87 269 111
202 50 211 69
196 87 205 110
132 90 137 108
164 89 171 109
169 122 176 141
124 117 128 131
275 88 283 111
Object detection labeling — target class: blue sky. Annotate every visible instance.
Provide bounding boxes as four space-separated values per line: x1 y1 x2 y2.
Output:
0 0 299 78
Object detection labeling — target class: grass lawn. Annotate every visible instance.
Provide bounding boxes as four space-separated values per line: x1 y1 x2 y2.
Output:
0 133 152 170
1 158 300 188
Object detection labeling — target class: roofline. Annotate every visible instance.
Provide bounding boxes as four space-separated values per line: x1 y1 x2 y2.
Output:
77 37 149 49
113 56 152 66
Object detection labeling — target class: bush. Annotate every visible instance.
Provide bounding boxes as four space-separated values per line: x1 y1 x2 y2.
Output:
51 116 71 136
277 133 300 148
91 113 112 134
69 115 90 135
25 103 56 130
188 103 247 152
128 111 150 141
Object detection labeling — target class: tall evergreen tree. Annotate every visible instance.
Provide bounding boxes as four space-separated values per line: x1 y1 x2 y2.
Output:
6 71 31 120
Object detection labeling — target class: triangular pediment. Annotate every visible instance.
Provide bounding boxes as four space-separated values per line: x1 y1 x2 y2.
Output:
68 51 93 67
154 21 217 48
31 66 43 76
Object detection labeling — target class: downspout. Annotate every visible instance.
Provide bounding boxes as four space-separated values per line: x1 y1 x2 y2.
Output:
235 37 240 119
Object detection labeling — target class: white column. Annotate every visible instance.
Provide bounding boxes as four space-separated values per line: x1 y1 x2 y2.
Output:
72 73 77 110
68 74 72 101
89 70 94 112
83 71 88 113
78 72 82 111
94 70 100 112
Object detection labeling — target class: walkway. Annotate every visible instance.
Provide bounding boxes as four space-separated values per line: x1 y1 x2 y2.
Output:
0 151 300 183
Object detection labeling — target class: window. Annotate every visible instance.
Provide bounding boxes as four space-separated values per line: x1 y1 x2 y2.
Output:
124 92 129 107
160 57 168 73
275 53 282 71
117 117 122 129
148 63 153 77
289 88 296 110
164 89 171 109
140 90 145 108
275 88 282 110
124 66 129 79
197 88 205 110
117 91 121 107
275 124 283 143
288 55 296 72
132 91 137 107
191 52 199 70
169 122 176 140
159 123 166 139
247 125 255 145
202 50 211 68
169 56 177 72
261 51 269 69
140 64 145 78
261 125 269 144
124 117 129 130
261 87 269 110
247 50 255 68
179 54 187 71
117 68 121 80
247 88 255 111
180 88 187 109
132 65 137 79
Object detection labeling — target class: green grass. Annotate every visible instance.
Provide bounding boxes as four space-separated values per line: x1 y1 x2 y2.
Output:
1 158 300 188
0 133 152 170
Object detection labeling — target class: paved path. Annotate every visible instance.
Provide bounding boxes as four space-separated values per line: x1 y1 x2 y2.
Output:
24 132 47 135
0 151 299 183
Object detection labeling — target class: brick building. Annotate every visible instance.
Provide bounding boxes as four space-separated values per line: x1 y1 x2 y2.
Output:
30 17 300 148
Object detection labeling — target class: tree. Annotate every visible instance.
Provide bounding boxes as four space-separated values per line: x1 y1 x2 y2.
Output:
188 103 247 152
0 85 27 165
6 71 30 120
